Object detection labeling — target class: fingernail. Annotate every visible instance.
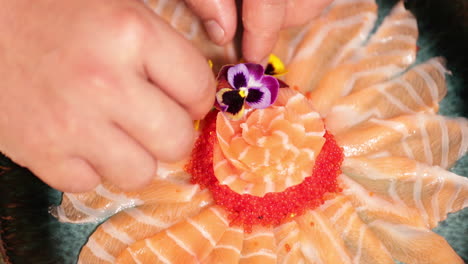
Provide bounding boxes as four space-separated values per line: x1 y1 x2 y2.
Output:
204 20 225 44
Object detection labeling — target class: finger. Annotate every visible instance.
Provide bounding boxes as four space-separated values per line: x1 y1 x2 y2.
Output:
75 121 157 191
142 14 216 120
242 0 287 63
185 0 237 45
33 157 101 193
111 78 195 164
283 0 333 27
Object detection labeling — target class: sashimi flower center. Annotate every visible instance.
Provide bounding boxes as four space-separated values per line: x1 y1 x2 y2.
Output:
188 86 344 231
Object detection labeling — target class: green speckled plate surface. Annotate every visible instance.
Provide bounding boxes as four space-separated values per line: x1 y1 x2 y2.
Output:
1 0 467 263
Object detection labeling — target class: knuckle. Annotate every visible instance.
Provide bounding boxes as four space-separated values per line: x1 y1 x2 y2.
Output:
110 7 151 44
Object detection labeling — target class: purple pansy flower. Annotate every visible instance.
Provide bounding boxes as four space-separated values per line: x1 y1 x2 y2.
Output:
216 63 279 120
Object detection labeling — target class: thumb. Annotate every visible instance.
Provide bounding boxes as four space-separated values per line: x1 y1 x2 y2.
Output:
185 0 237 45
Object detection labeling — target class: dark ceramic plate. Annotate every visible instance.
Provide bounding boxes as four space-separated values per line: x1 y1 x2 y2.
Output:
1 0 467 263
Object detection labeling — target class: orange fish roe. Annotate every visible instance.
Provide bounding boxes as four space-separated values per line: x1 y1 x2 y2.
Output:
186 110 344 232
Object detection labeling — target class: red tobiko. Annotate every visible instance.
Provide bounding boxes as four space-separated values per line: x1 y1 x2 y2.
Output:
186 110 344 232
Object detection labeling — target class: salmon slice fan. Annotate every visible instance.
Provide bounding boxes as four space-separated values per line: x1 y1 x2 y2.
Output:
369 220 464 264
116 206 230 264
285 0 377 93
202 226 244 264
341 156 468 229
340 174 428 227
336 113 468 168
325 57 447 133
274 221 306 264
54 174 201 223
317 195 394 264
214 89 325 196
146 0 237 71
239 226 277 264
310 1 419 115
296 210 355 264
78 191 213 264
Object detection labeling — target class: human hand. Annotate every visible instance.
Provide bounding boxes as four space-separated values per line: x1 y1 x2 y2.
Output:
0 0 215 192
187 0 333 63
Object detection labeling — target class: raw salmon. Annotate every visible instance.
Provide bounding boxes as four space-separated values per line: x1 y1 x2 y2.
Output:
78 190 213 263
286 0 378 93
116 206 230 263
214 89 325 196
325 57 447 133
53 175 200 223
309 1 419 115
336 113 468 168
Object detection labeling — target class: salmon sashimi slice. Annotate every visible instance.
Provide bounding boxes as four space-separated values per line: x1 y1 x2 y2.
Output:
368 220 464 264
272 23 314 66
336 113 468 168
53 173 200 223
202 226 244 264
296 210 354 264
146 0 237 71
309 1 419 115
78 191 213 264
239 226 277 264
274 221 306 264
116 206 230 263
341 156 468 229
325 58 447 133
285 0 378 93
317 195 394 264
214 89 325 196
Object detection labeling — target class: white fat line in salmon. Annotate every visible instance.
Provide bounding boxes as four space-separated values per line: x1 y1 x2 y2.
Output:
101 221 136 245
244 231 275 241
413 67 440 103
86 236 116 263
329 201 353 224
438 116 450 168
294 12 377 61
343 213 358 237
375 35 417 45
127 247 144 264
213 244 241 254
376 85 417 114
170 2 185 28
209 207 229 226
95 185 143 206
431 177 444 224
282 242 301 263
186 218 217 247
417 115 433 165
341 65 405 96
144 239 171 264
458 120 468 158
392 79 427 108
300 238 323 264
330 12 377 67
63 193 125 221
368 118 410 137
388 179 407 206
412 175 430 228
309 211 354 264
240 248 277 259
125 207 172 228
285 23 314 63
352 225 368 264
166 229 197 257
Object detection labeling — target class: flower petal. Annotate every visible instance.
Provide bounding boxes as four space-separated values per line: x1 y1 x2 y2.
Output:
246 86 271 109
244 63 265 82
264 54 287 76
260 75 279 104
227 64 249 89
216 88 246 119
